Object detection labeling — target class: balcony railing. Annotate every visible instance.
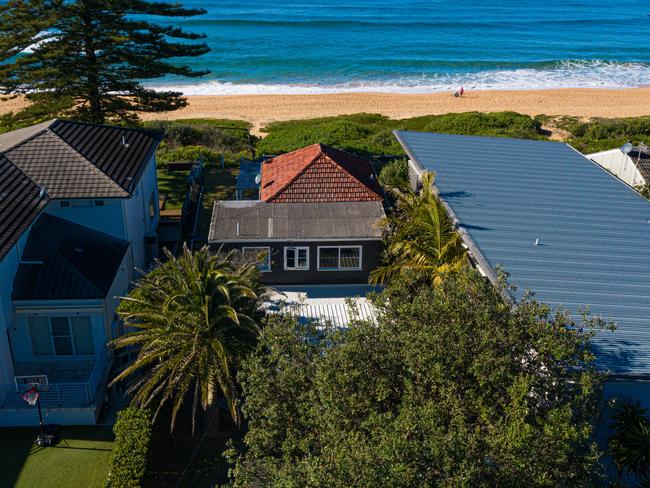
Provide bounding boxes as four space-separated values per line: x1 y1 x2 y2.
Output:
0 348 110 410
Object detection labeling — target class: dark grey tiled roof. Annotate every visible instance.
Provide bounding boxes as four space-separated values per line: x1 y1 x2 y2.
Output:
6 131 126 198
49 120 162 193
209 201 385 242
395 130 650 377
0 155 49 259
0 119 162 260
12 214 129 301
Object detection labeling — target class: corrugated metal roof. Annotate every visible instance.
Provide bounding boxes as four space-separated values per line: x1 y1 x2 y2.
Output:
209 201 385 242
265 285 378 327
395 130 650 377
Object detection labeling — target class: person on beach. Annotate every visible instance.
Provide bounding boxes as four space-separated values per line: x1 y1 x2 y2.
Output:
460 86 465 96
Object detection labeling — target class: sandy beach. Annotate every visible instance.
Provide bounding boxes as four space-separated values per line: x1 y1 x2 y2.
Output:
2 88 649 134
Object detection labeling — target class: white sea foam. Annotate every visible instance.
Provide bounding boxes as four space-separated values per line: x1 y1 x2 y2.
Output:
148 60 650 95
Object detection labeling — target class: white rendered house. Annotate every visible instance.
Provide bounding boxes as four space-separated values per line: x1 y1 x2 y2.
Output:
0 120 162 425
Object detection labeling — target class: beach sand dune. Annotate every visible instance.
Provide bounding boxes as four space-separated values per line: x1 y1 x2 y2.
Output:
2 88 649 135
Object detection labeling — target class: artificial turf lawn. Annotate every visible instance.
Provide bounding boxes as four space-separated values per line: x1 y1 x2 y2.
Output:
0 426 114 488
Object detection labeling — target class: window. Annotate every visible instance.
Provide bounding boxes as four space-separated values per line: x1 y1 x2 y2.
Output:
242 247 271 272
318 246 362 270
28 316 94 356
59 201 70 208
71 200 93 208
51 317 73 355
94 200 104 207
148 191 156 221
284 246 309 270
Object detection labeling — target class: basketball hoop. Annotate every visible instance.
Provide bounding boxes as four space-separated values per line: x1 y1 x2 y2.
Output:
23 387 39 407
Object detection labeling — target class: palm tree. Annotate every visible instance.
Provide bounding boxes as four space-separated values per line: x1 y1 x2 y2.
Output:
608 397 650 483
109 245 263 432
370 171 466 285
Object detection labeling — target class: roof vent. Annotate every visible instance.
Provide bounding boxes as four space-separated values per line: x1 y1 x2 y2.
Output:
236 222 240 236
534 238 540 246
38 186 46 199
122 136 130 148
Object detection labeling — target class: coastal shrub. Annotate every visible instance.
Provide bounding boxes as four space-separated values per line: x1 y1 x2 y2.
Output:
105 407 152 488
420 111 543 139
566 117 650 153
257 112 545 157
145 121 253 153
378 158 409 190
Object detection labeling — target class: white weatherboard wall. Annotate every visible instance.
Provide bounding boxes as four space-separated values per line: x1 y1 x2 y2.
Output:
123 156 159 272
588 149 646 188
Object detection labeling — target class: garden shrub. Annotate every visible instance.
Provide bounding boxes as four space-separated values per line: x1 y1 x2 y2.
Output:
105 407 152 488
378 158 409 190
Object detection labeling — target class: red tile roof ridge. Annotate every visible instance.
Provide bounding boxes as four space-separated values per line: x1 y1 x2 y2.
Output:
260 143 383 202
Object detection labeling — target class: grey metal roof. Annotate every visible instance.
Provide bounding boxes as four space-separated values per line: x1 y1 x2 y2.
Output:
12 214 129 301
209 201 385 242
395 130 650 377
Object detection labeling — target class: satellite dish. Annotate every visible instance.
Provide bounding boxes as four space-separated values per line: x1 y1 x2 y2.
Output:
254 173 261 185
621 142 634 154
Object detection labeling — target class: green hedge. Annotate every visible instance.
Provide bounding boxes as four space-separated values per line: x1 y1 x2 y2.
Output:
105 407 152 488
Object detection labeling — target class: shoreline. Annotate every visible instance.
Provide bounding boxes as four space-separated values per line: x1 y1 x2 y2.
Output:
2 87 650 134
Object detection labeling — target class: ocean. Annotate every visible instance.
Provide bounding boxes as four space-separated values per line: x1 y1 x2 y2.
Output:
150 0 650 94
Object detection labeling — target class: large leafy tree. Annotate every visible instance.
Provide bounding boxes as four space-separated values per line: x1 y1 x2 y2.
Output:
230 271 608 487
110 246 263 432
370 171 467 285
0 0 209 123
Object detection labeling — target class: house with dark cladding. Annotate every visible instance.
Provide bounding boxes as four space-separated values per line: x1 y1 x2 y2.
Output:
0 120 162 425
208 143 386 285
394 130 650 410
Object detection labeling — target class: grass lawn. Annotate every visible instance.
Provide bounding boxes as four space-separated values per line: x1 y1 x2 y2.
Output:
157 168 188 211
0 426 114 488
196 166 238 244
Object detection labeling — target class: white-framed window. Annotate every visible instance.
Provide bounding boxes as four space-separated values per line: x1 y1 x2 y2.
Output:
242 246 271 272
28 316 95 356
318 246 362 271
284 246 309 270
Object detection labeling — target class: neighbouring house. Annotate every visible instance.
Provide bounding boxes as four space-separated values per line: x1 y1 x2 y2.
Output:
394 130 650 406
0 120 162 426
209 144 386 285
588 145 650 189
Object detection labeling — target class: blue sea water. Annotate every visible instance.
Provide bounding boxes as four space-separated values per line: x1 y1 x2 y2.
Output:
150 0 650 94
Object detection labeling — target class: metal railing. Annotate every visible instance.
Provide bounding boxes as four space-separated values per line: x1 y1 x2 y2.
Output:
0 348 109 410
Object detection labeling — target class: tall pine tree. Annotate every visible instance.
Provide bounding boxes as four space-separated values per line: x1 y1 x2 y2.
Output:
0 0 210 123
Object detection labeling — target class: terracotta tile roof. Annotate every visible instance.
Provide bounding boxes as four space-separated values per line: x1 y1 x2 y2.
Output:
260 144 383 203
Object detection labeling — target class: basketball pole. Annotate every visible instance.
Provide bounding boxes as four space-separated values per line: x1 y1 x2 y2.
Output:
36 394 45 445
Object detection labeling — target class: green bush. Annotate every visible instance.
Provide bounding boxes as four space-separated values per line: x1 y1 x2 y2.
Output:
105 407 152 488
566 117 650 153
256 112 545 157
378 158 409 190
